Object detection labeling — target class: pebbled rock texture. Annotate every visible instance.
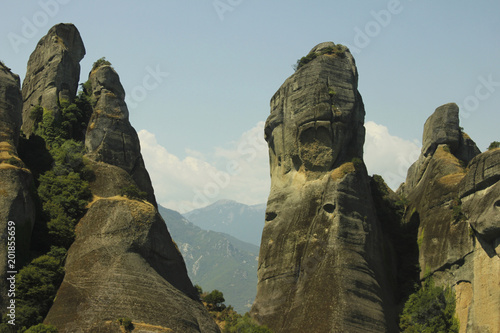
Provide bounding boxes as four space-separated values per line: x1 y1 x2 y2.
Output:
0 63 35 309
251 42 396 333
21 23 85 137
400 105 499 333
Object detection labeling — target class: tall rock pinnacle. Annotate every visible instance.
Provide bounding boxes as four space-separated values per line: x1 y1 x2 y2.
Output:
251 42 396 332
84 64 156 206
21 23 85 137
400 104 499 333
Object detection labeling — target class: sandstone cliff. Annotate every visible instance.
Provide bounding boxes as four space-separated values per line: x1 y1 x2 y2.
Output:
400 104 499 333
251 42 397 333
0 62 35 309
21 23 85 137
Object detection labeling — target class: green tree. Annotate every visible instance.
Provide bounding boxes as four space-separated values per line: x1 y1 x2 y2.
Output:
24 323 58 332
118 317 134 332
400 278 459 333
488 141 500 150
225 314 273 333
203 289 226 311
120 184 147 201
9 247 67 331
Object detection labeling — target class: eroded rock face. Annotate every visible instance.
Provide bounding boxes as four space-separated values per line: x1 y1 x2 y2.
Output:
0 63 35 309
21 23 85 136
401 105 499 333
403 103 480 194
30 24 220 332
85 65 156 206
251 42 396 333
45 198 219 332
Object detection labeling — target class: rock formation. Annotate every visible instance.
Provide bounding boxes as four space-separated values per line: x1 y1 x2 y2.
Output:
1 24 220 332
251 42 397 332
84 64 156 206
0 62 35 309
21 23 85 137
400 104 499 333
45 58 219 331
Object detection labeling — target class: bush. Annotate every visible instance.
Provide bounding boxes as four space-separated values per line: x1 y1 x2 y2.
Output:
351 157 363 169
12 247 66 330
293 44 347 71
118 317 134 332
30 105 44 126
225 313 273 333
120 184 147 201
24 323 59 332
399 278 459 332
488 141 500 150
92 57 112 71
203 289 226 311
451 197 464 223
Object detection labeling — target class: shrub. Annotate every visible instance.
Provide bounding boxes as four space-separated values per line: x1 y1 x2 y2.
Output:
13 247 66 330
293 44 347 71
24 323 59 332
451 197 464 223
92 57 112 71
399 278 459 332
225 313 273 333
351 157 363 169
488 141 500 150
203 289 226 311
118 317 134 332
120 184 147 201
30 105 44 125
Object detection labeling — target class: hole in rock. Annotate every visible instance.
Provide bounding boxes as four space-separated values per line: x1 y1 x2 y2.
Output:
494 200 500 208
266 212 277 221
323 203 335 213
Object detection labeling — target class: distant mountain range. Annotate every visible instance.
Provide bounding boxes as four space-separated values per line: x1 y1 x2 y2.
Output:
183 199 266 246
159 205 259 314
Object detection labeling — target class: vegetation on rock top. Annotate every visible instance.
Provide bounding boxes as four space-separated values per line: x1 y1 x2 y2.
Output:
293 44 347 71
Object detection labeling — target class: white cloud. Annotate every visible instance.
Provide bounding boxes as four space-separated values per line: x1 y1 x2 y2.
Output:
139 121 419 213
363 121 421 190
138 122 270 213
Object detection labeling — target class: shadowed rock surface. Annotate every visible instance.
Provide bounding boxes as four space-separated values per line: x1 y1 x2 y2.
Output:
21 23 85 137
251 42 396 333
0 63 35 309
400 104 499 333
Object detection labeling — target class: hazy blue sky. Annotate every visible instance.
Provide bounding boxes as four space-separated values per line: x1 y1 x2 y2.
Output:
1 1 499 212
